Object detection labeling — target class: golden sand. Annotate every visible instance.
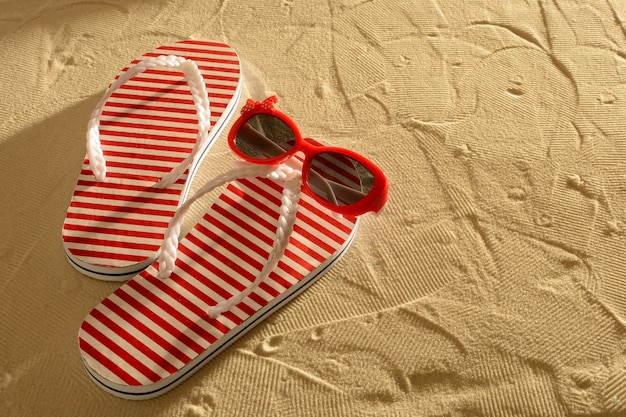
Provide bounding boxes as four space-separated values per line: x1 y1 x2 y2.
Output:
2 1 626 415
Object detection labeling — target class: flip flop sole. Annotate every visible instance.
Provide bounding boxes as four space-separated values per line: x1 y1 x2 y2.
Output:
63 40 242 280
78 176 359 399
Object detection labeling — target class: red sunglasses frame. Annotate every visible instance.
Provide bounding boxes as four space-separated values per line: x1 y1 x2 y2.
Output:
227 96 389 216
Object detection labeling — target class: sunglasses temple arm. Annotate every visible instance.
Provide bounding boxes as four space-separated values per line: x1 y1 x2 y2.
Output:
308 170 367 205
308 168 339 206
328 180 367 201
239 123 290 158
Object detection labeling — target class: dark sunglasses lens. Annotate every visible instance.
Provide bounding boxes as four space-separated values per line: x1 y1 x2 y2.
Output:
307 152 375 207
235 114 296 159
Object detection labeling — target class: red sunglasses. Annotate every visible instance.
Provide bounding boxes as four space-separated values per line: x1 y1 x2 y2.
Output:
228 96 389 216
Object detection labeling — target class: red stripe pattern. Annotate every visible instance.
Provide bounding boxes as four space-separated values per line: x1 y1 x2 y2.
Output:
63 40 241 275
78 176 357 392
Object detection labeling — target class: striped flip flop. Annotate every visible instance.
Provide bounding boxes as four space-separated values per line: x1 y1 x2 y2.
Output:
77 163 359 399
62 40 242 280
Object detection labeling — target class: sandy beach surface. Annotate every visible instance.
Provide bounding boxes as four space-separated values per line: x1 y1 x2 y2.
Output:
3 0 626 415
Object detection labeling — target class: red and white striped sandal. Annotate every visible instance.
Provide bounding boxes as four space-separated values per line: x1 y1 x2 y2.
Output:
62 40 242 280
77 97 389 399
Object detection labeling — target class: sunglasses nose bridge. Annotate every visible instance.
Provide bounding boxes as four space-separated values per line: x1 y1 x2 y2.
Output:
298 138 321 155
290 138 316 165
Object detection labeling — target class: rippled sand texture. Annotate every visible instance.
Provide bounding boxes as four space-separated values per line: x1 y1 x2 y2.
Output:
3 0 626 416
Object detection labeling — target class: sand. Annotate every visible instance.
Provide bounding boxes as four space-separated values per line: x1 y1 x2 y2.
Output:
3 0 626 415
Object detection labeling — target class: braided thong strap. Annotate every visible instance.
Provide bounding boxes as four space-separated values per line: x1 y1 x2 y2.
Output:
86 55 212 187
156 163 302 319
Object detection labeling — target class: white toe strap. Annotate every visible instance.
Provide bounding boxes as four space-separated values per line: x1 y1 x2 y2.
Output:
156 163 302 319
86 54 212 187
